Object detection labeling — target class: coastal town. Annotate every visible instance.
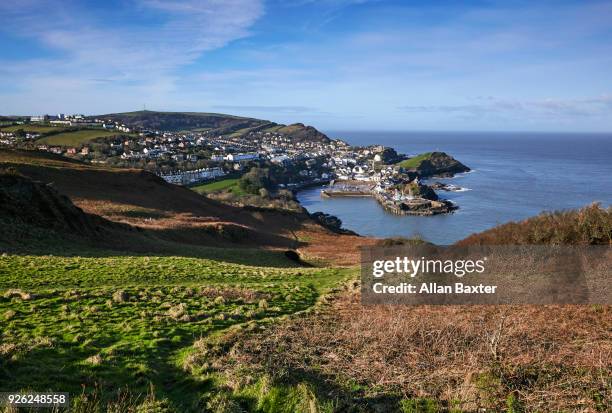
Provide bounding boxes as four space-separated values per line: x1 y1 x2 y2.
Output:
0 112 469 215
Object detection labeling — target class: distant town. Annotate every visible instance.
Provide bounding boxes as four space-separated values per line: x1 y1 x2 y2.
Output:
0 112 469 215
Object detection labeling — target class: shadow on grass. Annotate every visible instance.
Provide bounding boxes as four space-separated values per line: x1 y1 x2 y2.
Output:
0 320 249 411
0 226 310 269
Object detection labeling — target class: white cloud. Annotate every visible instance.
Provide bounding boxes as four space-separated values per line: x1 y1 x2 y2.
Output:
0 0 264 113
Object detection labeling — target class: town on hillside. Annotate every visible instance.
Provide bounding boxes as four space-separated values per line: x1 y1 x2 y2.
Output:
0 112 469 215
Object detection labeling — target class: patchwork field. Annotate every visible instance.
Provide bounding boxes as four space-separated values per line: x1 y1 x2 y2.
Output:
0 251 351 411
36 129 124 146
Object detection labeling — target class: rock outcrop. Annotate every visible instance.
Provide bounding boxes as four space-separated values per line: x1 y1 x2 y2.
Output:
399 152 470 177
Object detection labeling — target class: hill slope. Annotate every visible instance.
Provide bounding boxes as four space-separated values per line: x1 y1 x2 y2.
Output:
93 110 330 143
0 149 370 263
457 203 612 245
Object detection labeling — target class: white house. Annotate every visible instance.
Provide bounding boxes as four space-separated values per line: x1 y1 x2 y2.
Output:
225 153 259 162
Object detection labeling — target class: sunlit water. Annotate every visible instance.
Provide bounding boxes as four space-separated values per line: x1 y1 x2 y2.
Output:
297 131 612 244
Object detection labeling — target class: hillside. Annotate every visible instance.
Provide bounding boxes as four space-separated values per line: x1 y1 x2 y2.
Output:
37 129 126 146
0 149 370 263
0 149 366 410
397 151 470 177
457 203 612 245
0 169 113 236
93 110 331 143
0 123 135 147
207 205 611 412
0 167 352 410
0 154 608 411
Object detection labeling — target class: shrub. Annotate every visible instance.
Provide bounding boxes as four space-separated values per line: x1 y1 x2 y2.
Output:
458 203 612 245
112 290 128 303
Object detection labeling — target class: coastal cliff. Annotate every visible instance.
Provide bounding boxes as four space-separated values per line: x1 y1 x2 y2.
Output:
398 151 470 177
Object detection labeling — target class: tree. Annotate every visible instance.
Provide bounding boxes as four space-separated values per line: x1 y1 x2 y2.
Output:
239 167 271 194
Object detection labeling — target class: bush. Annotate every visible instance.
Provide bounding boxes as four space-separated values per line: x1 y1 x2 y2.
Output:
458 203 612 246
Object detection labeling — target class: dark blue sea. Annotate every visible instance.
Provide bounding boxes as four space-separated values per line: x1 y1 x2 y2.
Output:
296 131 612 244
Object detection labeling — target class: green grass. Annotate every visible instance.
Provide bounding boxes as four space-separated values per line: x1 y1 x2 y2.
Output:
0 252 352 411
36 129 124 146
229 126 259 138
191 178 245 195
397 152 433 168
0 124 67 134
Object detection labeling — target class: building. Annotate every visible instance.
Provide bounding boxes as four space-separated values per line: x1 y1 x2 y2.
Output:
270 155 291 165
159 167 226 185
225 153 259 162
30 115 48 122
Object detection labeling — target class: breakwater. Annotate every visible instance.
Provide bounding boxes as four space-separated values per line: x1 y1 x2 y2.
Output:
320 181 455 216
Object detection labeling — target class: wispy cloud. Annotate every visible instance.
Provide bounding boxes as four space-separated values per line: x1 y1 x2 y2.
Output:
213 104 322 114
398 96 612 120
1 0 611 131
0 0 264 113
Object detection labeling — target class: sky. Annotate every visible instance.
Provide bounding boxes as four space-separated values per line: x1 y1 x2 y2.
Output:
1 0 611 132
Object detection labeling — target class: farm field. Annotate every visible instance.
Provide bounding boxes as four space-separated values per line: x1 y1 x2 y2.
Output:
36 129 124 146
0 124 67 134
0 251 352 411
191 178 244 195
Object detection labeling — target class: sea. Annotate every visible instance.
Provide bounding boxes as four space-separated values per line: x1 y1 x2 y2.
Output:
296 131 612 244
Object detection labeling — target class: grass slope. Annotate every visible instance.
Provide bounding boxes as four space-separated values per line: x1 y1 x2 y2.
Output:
37 129 124 146
396 152 433 168
0 251 351 411
0 124 67 134
0 149 374 411
0 153 355 411
191 178 244 195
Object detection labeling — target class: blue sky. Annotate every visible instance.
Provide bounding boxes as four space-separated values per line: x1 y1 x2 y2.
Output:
1 0 611 131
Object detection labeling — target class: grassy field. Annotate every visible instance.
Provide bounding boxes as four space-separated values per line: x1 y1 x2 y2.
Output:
0 124 67 134
0 148 370 412
396 152 433 169
37 129 123 146
0 251 352 411
191 178 245 195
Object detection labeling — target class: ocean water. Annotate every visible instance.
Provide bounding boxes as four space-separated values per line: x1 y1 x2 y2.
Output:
296 131 612 244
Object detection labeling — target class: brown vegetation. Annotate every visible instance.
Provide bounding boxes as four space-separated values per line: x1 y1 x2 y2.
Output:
210 206 612 411
458 203 612 246
218 288 610 411
0 149 372 262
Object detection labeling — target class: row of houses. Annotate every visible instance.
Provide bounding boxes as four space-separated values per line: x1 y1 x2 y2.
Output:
158 167 226 185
